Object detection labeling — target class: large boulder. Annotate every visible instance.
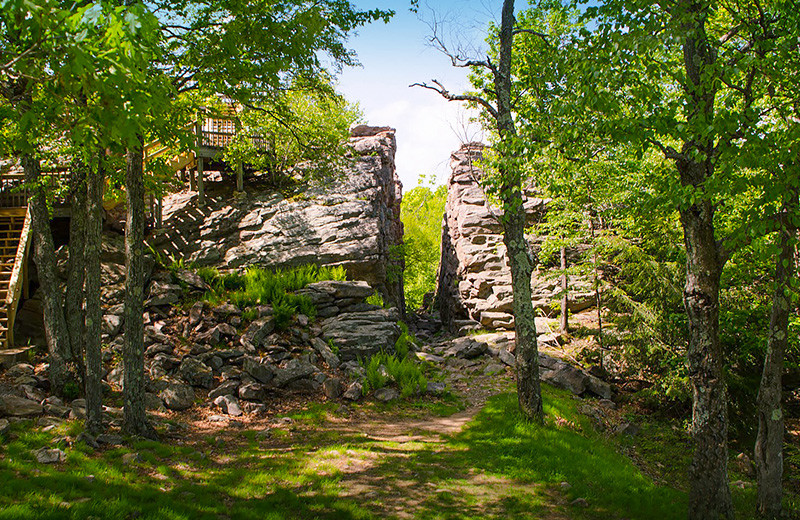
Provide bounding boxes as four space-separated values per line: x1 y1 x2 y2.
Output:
436 143 595 330
320 308 401 362
0 395 43 416
179 358 214 389
159 383 195 411
148 126 405 311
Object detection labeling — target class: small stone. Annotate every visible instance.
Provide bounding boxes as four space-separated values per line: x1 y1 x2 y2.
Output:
238 383 266 401
174 269 211 291
242 356 275 384
121 453 142 464
96 434 124 446
483 363 505 375
614 421 639 436
189 301 206 326
374 387 400 402
76 432 99 449
323 378 343 399
343 381 363 401
0 395 43 416
36 447 66 464
106 366 124 387
598 399 618 410
0 418 10 435
426 381 447 395
209 381 241 401
179 357 214 389
5 363 34 379
213 395 242 417
570 498 588 508
559 481 571 490
242 402 267 415
159 383 195 411
208 415 228 422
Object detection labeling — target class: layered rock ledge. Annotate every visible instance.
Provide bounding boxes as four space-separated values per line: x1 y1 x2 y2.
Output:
436 143 594 331
148 125 405 310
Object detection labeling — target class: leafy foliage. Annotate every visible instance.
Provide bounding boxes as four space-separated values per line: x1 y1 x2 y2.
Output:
362 324 426 398
201 264 346 330
400 181 447 311
223 86 363 186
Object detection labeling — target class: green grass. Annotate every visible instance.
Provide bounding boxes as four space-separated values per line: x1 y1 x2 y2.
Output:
454 390 687 519
0 385 769 520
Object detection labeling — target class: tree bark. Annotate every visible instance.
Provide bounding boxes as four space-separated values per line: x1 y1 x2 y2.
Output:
122 143 154 438
495 0 544 423
559 245 568 335
21 154 71 395
679 187 733 520
65 164 87 381
84 162 104 434
674 2 733 517
754 206 795 519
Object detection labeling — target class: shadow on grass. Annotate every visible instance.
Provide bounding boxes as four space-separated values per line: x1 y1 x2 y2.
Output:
0 424 372 520
331 387 688 520
0 387 691 520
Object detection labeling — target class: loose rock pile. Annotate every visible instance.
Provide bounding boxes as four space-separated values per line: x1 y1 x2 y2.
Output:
129 278 403 415
4 229 410 424
419 330 612 400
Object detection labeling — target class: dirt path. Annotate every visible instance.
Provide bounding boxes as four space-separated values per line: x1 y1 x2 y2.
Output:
304 357 571 520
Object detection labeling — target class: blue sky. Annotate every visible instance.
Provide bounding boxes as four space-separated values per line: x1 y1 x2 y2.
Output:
336 1 507 188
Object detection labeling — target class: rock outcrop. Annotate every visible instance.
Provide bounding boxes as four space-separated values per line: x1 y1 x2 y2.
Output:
147 125 405 310
436 143 594 331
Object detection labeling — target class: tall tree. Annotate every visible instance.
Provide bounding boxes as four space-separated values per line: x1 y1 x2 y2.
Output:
576 0 800 516
414 0 544 422
84 160 104 434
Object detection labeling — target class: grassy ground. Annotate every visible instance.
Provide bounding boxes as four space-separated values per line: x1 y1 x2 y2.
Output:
0 383 781 519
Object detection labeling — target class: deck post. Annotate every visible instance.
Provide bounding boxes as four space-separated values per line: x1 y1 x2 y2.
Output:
148 193 155 224
22 260 28 300
235 118 244 192
189 166 196 191
156 196 163 228
197 157 205 206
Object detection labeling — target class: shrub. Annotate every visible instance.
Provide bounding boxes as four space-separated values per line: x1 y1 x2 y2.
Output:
366 292 384 307
401 182 447 311
200 264 343 328
361 325 427 398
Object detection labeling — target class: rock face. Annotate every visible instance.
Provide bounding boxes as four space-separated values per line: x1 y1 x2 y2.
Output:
436 143 594 331
148 125 405 310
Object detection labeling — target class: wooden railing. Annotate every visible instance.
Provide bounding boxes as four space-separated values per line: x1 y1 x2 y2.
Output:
5 209 31 347
0 170 71 209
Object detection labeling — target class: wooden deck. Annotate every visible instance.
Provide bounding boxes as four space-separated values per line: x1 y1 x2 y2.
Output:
0 110 262 348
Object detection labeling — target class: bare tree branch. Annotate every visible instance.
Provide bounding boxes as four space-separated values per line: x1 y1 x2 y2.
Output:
409 79 500 120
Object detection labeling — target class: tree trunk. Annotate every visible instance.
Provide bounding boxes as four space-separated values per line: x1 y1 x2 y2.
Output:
754 210 795 519
559 245 568 335
84 162 104 434
122 143 154 438
494 0 543 423
674 2 732 517
21 154 71 395
65 164 87 381
679 193 733 520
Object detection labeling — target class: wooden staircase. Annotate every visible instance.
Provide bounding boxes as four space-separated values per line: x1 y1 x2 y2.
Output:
0 109 260 349
0 213 30 348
